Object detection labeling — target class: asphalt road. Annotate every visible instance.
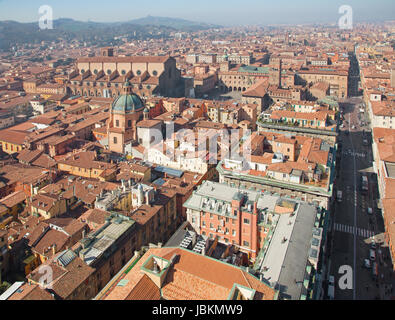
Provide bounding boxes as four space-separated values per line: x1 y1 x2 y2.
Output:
327 97 394 300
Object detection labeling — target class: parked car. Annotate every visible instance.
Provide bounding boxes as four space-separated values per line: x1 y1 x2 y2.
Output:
364 259 371 269
367 207 373 215
370 249 376 261
328 275 335 300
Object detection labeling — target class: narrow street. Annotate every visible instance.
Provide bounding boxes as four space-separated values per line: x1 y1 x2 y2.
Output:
327 97 394 299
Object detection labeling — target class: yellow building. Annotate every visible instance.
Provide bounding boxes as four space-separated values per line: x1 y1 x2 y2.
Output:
30 193 67 219
0 130 26 154
0 191 27 228
57 151 117 181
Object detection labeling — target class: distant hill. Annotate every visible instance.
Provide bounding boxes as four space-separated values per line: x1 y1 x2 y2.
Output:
0 17 221 51
128 15 221 30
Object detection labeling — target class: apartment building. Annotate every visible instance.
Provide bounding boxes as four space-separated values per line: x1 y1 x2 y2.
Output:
297 68 348 99
100 246 277 300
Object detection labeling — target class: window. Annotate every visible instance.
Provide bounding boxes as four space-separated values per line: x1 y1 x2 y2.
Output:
116 120 119 127
121 70 126 75
107 69 112 75
113 137 118 144
136 70 141 75
232 230 236 236
152 70 158 76
128 120 132 127
202 221 206 227
94 69 98 74
243 218 250 225
243 241 249 247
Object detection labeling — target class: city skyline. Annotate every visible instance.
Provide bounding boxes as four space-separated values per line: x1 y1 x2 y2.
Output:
0 0 394 26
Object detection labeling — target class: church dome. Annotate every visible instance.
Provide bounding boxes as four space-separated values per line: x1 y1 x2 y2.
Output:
111 81 144 113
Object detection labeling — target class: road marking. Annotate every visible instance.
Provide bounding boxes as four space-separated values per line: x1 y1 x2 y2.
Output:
334 223 375 238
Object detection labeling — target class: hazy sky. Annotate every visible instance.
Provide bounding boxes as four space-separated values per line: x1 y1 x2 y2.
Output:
0 0 394 26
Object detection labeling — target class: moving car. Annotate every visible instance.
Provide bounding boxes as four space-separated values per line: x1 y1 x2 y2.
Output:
337 191 343 202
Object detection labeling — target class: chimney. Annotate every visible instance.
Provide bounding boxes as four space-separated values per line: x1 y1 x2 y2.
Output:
145 192 150 206
52 244 57 256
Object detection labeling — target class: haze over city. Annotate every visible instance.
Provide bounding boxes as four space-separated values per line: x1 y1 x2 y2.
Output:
0 0 393 309
0 0 394 26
